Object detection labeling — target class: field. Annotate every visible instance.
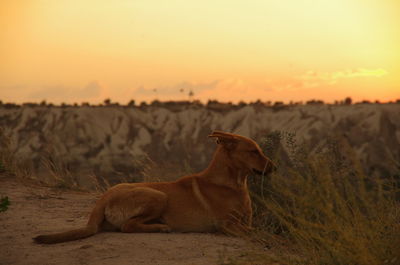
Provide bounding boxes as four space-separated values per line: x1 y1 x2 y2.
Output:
1 102 399 265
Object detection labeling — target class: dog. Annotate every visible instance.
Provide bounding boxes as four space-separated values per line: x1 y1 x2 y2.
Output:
34 131 276 244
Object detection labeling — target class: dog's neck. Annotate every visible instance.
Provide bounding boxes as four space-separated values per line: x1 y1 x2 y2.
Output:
200 146 250 190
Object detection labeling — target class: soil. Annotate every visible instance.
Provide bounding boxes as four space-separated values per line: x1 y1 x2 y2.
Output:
0 176 273 265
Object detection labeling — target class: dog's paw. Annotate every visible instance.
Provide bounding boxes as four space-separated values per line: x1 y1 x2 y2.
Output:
160 225 172 233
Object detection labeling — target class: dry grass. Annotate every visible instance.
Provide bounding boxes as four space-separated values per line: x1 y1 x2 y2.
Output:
2 126 399 264
0 127 191 191
133 153 194 183
249 132 400 265
0 127 108 191
0 128 32 179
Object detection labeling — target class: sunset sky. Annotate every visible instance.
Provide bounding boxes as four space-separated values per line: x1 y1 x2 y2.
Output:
1 0 399 104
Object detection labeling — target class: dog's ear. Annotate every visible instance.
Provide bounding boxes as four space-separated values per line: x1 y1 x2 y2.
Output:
208 131 238 150
208 131 235 138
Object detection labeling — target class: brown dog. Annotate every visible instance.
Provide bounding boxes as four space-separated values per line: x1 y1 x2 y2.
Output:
34 131 276 244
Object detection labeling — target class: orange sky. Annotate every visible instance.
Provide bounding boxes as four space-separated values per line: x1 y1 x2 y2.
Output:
0 0 399 104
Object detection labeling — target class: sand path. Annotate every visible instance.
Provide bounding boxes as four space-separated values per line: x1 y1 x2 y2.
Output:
0 177 268 265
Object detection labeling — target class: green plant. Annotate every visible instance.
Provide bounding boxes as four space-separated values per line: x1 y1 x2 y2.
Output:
0 196 10 212
250 132 400 265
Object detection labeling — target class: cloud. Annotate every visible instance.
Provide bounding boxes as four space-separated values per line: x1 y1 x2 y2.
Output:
28 81 103 102
331 68 388 79
134 80 220 99
134 79 274 103
193 68 389 102
80 81 102 98
196 78 275 102
299 68 388 87
0 84 31 102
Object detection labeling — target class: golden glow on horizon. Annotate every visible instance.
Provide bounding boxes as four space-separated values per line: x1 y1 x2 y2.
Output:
0 0 399 103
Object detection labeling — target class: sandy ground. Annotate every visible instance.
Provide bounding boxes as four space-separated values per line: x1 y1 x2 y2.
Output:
0 176 272 265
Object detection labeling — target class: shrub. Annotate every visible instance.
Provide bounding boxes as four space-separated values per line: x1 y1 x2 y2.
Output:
250 132 400 265
0 196 10 212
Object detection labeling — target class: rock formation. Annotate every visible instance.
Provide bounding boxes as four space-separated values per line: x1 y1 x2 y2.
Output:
1 103 399 189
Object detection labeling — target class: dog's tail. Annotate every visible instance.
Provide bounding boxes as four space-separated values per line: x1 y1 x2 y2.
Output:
33 201 105 244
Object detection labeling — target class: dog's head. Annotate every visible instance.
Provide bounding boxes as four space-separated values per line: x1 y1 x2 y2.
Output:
209 131 276 175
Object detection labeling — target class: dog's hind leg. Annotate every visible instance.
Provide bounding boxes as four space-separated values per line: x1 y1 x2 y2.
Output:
104 187 171 233
121 217 171 233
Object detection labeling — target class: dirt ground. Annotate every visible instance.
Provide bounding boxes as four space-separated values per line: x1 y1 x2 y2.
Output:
0 176 274 265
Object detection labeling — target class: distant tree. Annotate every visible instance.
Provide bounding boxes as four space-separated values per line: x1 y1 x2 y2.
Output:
251 100 263 106
206 100 218 106
238 101 247 107
81 102 90 107
40 100 47 106
23 102 38 107
272 101 286 111
104 98 111 105
344 97 352 105
4 103 18 109
375 100 381 104
151 100 161 106
306 99 324 105
0 100 3 106
192 100 202 106
73 103 78 107
396 99 400 104
127 100 135 107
